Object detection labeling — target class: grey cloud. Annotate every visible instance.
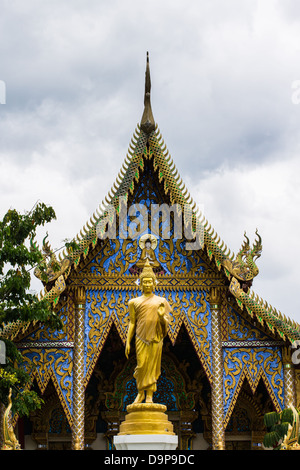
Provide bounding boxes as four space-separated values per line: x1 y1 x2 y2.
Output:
1 0 300 320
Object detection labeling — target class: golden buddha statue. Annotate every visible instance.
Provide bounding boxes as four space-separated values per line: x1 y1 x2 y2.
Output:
125 258 171 404
116 259 176 437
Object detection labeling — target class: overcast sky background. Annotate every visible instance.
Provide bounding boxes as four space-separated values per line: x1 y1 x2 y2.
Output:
1 0 300 324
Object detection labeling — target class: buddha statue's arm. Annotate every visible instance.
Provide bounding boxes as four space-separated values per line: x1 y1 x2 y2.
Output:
125 302 136 359
158 301 170 337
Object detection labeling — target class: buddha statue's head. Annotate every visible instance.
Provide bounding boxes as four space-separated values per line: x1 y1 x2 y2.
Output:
139 259 156 294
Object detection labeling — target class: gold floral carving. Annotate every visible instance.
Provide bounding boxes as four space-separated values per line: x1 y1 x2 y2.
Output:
84 289 134 385
21 348 73 425
82 237 218 278
85 292 112 377
227 307 269 341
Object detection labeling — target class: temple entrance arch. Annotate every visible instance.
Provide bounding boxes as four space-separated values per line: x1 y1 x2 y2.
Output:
25 380 72 450
85 324 211 450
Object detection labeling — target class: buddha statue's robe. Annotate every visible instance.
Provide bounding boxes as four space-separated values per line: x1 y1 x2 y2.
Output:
128 293 171 393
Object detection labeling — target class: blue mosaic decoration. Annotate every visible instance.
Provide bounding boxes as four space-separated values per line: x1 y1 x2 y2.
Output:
223 346 284 426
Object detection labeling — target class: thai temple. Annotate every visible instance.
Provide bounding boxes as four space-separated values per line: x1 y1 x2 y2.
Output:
2 54 300 450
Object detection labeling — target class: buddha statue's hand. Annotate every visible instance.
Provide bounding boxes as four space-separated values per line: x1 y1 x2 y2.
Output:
158 302 165 318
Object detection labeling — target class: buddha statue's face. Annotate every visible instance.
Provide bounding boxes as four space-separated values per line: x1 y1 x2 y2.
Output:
142 276 154 295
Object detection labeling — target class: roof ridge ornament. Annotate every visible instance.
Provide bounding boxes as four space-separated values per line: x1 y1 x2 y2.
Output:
140 51 156 135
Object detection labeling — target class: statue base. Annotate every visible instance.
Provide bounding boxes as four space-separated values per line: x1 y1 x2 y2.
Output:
114 434 178 450
118 403 175 435
113 403 178 450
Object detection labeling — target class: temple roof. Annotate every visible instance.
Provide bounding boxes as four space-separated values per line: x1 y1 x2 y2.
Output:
3 54 300 344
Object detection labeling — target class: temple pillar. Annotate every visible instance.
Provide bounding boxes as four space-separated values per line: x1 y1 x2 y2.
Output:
282 346 297 408
210 287 225 450
72 287 86 450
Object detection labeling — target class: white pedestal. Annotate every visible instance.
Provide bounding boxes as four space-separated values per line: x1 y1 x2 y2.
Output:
114 434 178 450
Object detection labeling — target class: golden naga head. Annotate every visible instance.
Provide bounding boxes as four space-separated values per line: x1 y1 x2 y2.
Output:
31 233 70 284
223 229 262 282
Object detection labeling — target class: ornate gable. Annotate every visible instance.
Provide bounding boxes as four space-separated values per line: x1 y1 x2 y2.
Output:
4 55 300 435
27 54 299 344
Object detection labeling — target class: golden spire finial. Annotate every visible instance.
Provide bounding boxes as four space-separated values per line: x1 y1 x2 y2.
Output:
140 52 155 134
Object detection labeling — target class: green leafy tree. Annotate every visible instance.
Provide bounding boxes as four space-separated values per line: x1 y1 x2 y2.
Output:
263 408 297 449
0 202 62 417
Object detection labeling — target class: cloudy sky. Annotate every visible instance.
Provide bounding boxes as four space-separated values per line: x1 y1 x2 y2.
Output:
1 0 300 323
